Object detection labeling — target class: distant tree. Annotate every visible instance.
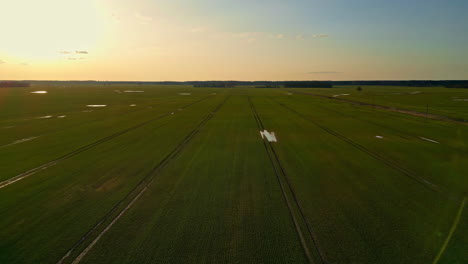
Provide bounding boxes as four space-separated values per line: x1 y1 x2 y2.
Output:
0 81 30 88
356 86 362 91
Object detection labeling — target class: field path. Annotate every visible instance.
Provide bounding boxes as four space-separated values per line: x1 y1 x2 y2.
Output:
432 196 467 264
291 91 468 124
58 96 230 264
0 96 212 190
272 99 457 198
248 96 325 264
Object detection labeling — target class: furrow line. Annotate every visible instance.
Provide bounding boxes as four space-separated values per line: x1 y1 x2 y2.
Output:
290 91 468 124
58 96 230 264
285 96 418 140
0 96 212 190
247 96 326 264
274 100 460 200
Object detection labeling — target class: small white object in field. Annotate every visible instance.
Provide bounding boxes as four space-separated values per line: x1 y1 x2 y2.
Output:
260 130 278 142
375 136 383 139
57 115 66 118
332 94 350 97
1 137 38 148
30 91 47 94
87 105 107 107
419 137 440 144
37 115 53 119
124 90 144 93
130 104 136 106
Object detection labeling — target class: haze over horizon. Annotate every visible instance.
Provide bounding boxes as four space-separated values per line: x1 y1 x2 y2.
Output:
1 0 467 81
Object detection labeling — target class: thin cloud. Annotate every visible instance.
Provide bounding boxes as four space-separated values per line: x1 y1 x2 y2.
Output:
275 34 285 39
75 51 88 54
111 13 121 24
308 71 340 74
312 34 329 38
191 27 207 33
135 12 153 24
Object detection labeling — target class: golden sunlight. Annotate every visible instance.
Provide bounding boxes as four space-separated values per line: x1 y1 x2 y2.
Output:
0 0 104 62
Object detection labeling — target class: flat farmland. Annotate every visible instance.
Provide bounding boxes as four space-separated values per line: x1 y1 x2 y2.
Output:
0 85 466 263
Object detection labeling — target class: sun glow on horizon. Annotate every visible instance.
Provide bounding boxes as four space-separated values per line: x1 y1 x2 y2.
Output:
0 0 105 62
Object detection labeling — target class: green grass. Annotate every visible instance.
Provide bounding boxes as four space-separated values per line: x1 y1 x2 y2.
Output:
290 86 468 120
0 85 466 263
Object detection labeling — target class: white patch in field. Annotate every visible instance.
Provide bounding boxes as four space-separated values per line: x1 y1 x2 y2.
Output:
178 109 183 111
171 112 175 115
1 137 38 149
410 91 421 94
179 93 191 95
124 90 144 93
37 115 53 119
130 104 136 106
87 105 107 107
260 130 277 142
375 136 383 139
420 137 440 144
30 91 47 94
57 115 66 118
332 94 350 97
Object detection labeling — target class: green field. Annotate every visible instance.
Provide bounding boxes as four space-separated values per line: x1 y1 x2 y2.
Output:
0 85 467 263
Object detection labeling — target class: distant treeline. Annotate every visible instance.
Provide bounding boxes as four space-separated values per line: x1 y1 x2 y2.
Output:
0 81 30 87
333 80 468 88
193 81 332 88
3 80 468 88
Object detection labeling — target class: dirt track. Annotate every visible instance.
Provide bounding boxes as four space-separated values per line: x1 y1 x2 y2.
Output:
291 91 468 125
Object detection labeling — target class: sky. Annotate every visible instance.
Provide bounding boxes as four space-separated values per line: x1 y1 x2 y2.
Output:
1 0 467 81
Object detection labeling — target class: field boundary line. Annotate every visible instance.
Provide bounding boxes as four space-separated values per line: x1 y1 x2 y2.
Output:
290 91 468 125
432 196 466 264
0 96 212 190
58 96 230 264
247 96 326 264
273 99 452 197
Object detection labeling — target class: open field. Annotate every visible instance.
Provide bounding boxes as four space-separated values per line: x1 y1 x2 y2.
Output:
0 85 467 263
290 86 468 121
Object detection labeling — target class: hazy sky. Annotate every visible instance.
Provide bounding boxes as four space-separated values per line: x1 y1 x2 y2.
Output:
1 0 467 81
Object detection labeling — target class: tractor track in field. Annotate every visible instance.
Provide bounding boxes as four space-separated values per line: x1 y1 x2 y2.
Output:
248 96 326 264
290 91 468 125
272 99 461 200
285 96 422 141
0 96 212 190
58 96 230 264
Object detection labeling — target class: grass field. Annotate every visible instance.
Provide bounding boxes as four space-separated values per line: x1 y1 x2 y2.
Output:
0 85 466 263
